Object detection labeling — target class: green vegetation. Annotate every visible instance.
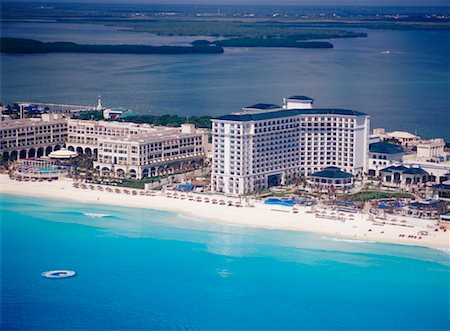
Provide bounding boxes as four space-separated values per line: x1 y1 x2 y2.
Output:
124 114 212 129
340 191 413 202
73 111 212 129
120 178 162 189
72 110 104 120
212 38 333 48
120 20 368 39
0 38 224 55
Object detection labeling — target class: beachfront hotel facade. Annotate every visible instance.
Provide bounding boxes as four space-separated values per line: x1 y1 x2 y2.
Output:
66 119 172 156
2 116 209 179
210 96 370 196
0 114 68 161
93 124 208 179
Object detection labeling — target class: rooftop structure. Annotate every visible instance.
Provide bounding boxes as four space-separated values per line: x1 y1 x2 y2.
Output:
48 148 78 159
310 166 354 179
283 95 314 109
242 103 281 111
369 141 404 155
308 166 354 190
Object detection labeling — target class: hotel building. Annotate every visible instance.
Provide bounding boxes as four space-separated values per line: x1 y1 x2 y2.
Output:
93 124 208 179
0 114 68 161
211 96 370 196
66 119 171 156
2 116 209 179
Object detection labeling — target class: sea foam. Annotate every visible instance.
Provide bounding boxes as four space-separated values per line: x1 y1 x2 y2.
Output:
83 213 112 219
321 236 376 244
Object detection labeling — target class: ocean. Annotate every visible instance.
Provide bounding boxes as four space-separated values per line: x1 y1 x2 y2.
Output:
1 22 449 140
1 194 449 330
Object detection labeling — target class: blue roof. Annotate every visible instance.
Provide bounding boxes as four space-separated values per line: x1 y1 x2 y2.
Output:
369 142 404 154
310 167 353 179
243 103 281 110
380 165 428 175
213 108 367 122
380 165 409 172
286 95 314 101
431 183 450 189
404 168 428 175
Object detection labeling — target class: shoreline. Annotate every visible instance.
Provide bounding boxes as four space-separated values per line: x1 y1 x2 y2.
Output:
1 174 449 250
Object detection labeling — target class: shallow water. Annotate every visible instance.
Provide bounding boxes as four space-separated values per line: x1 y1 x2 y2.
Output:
1 194 449 330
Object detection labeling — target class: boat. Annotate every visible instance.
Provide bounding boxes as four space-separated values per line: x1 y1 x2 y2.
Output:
42 270 76 279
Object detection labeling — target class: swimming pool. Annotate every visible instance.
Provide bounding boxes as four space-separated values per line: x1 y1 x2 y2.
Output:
264 198 296 207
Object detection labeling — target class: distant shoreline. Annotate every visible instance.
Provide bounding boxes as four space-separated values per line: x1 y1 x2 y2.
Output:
0 37 336 55
0 38 225 55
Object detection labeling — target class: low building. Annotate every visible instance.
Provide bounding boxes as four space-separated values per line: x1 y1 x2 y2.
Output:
417 139 445 159
307 166 354 191
368 141 404 176
372 128 420 147
431 180 450 201
402 154 450 183
0 114 68 161
439 213 450 230
387 131 420 147
380 165 429 186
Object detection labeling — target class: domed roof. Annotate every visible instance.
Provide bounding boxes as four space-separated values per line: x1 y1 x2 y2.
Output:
48 148 78 159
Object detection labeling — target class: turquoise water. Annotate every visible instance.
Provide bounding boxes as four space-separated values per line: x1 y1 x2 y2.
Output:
1 194 449 330
1 23 449 140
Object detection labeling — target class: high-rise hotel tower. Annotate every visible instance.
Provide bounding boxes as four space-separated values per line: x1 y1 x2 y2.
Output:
211 96 370 196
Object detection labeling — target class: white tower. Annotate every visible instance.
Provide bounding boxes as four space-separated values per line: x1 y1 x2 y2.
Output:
96 94 103 111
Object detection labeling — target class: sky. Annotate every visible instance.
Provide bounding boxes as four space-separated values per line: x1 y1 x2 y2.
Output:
7 0 450 6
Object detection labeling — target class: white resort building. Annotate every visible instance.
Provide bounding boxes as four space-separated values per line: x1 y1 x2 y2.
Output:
0 114 68 161
2 115 209 180
93 124 208 179
210 96 370 196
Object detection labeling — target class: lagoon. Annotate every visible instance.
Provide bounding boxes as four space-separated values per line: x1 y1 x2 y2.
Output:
1 22 449 139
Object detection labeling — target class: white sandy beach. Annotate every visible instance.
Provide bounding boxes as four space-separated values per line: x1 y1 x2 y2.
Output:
1 174 449 249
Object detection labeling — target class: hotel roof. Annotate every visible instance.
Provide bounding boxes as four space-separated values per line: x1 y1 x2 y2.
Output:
380 165 428 175
242 103 281 110
310 167 353 179
0 118 67 129
369 142 404 154
99 129 200 144
388 131 418 139
404 167 428 175
380 165 409 172
285 96 314 101
213 108 367 122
